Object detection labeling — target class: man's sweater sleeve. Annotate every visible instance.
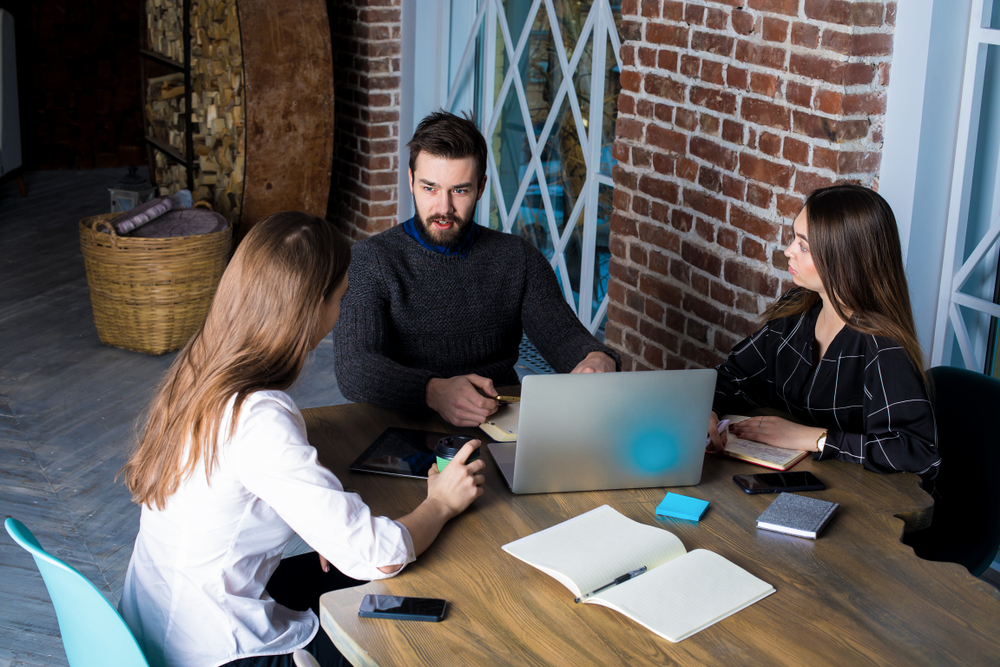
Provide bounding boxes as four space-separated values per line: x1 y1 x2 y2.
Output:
333 241 436 411
518 239 621 373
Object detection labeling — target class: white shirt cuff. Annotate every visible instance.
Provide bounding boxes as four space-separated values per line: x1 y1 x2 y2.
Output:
395 520 416 565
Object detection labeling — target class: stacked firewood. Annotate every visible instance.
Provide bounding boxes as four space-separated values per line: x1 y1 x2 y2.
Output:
190 0 245 225
145 0 245 227
146 0 185 63
145 72 186 155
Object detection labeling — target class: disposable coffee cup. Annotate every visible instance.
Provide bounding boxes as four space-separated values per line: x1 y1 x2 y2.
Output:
434 436 481 472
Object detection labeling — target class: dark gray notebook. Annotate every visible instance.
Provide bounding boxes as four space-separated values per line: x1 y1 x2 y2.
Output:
756 492 839 539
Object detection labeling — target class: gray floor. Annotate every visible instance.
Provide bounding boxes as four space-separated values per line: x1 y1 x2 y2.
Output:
0 169 346 667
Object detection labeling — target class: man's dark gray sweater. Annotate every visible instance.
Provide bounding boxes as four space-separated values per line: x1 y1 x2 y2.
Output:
333 223 620 412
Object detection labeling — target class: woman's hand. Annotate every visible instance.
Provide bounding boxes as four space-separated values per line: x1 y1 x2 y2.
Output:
706 411 728 454
730 416 825 451
426 440 486 519
379 441 486 574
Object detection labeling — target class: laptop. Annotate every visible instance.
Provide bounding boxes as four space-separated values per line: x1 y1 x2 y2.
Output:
487 369 717 494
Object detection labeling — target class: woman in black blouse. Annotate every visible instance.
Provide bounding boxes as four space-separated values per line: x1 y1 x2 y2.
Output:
707 184 939 478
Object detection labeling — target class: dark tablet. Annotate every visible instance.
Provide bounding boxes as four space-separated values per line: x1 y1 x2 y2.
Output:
348 427 452 478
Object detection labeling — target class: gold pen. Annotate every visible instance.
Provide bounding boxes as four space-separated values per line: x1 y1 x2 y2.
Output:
495 395 520 403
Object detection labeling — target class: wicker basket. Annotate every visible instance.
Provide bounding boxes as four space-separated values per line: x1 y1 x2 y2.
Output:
79 212 232 355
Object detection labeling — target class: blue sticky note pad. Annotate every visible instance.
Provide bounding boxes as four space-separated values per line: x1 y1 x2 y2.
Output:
656 492 709 522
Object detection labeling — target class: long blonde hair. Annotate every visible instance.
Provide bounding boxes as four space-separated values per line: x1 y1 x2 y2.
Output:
120 212 351 509
763 184 925 374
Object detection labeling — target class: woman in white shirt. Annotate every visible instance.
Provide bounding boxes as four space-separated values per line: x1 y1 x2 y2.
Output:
118 212 485 667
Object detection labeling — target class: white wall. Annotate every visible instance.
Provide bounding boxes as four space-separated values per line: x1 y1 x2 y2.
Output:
398 0 479 223
880 0 972 361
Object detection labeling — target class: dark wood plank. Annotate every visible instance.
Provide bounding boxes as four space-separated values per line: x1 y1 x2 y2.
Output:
238 0 335 234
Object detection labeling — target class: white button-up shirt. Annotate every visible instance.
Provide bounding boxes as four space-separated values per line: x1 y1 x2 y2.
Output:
119 391 414 667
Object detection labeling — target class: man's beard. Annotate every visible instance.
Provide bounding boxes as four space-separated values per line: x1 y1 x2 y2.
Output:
413 199 477 248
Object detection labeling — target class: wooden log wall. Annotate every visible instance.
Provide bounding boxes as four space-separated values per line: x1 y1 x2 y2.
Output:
236 0 334 235
190 0 244 223
145 0 245 227
145 72 185 155
144 0 334 235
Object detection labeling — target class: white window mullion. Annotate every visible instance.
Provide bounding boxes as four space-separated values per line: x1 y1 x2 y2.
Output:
932 0 997 368
952 214 1000 291
434 0 621 329
949 301 980 369
603 0 622 70
544 0 595 152
579 8 607 329
478 0 498 230
486 150 509 231
559 187 586 251
445 2 490 113
482 0 530 233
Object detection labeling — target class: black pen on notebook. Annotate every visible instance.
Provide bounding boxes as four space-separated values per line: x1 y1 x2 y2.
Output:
574 566 647 603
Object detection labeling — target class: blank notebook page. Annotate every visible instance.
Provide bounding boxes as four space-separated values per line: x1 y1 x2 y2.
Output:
591 549 775 642
502 505 687 596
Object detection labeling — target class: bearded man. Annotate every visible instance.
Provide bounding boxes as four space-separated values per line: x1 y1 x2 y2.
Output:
333 111 618 427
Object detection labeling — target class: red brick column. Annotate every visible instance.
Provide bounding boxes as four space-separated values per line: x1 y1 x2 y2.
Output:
607 0 896 371
327 0 402 240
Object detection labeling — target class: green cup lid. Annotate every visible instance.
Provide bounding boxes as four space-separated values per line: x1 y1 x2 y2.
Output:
434 436 479 460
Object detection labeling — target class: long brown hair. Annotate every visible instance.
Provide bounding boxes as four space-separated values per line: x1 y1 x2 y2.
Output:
763 184 925 373
120 212 351 509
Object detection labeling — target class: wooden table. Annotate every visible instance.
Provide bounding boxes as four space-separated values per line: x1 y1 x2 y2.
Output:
306 402 1000 666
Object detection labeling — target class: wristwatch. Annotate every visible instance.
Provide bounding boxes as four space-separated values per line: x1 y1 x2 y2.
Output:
816 430 827 452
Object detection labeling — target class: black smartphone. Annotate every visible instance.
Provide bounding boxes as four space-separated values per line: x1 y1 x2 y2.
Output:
733 471 826 494
358 594 447 622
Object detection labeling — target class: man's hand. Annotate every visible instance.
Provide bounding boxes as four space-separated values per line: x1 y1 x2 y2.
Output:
570 351 616 374
426 374 499 427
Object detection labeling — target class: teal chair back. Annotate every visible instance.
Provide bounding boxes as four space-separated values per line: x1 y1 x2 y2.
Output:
4 517 150 667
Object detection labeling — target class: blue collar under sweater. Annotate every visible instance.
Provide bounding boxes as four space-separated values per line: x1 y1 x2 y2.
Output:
402 216 480 258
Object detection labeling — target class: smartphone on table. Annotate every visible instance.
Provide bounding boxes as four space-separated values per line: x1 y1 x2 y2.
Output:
358 594 447 622
733 471 826 494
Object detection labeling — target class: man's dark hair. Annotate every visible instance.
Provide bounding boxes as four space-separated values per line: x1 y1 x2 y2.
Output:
407 110 487 183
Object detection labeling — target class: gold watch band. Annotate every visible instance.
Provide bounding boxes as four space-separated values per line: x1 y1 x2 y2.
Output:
816 430 828 452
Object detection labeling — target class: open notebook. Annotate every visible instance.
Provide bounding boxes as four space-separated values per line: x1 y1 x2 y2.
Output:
721 415 809 471
480 402 518 442
502 505 774 642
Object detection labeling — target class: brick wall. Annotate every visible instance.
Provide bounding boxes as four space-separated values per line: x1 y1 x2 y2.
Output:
327 0 402 241
607 0 895 371
0 0 145 171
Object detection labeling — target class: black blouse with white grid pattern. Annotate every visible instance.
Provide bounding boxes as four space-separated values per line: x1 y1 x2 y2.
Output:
713 299 940 479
